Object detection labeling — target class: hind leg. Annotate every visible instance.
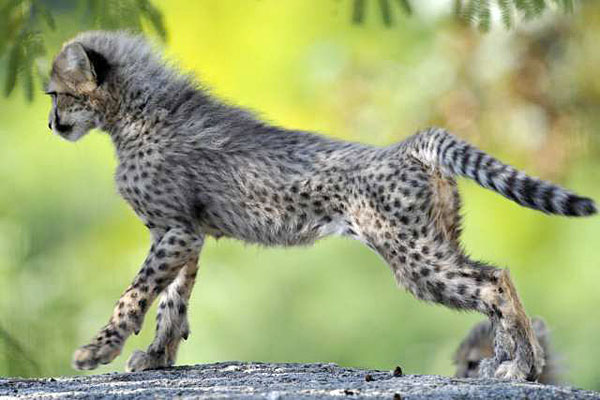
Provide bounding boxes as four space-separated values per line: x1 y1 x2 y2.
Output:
348 162 543 380
455 317 554 383
369 231 542 380
475 268 544 380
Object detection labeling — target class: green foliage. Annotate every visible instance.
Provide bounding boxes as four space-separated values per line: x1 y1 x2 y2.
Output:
455 0 576 31
0 0 580 102
353 0 575 30
0 0 166 101
353 0 413 25
0 324 40 376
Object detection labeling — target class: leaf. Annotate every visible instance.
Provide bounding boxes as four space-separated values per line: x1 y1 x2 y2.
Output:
352 0 365 24
0 0 23 16
0 0 25 56
478 0 491 32
450 0 574 29
19 30 45 100
396 0 412 15
453 0 463 16
4 38 21 97
25 31 45 57
552 0 574 13
350 0 574 29
514 0 535 19
462 0 482 25
35 3 56 31
137 0 167 40
530 0 547 17
34 57 48 90
22 57 33 101
378 0 392 26
86 0 101 26
564 0 574 13
0 324 42 376
497 0 514 29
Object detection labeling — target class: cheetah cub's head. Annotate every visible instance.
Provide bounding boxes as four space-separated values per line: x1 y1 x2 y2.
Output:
46 42 108 141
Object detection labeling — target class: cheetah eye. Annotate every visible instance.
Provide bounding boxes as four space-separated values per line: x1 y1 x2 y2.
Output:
45 91 81 100
62 92 82 100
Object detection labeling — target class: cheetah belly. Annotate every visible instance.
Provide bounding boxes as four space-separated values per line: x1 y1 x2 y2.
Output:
197 201 348 247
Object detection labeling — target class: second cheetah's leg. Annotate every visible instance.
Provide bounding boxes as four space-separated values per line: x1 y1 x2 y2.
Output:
72 228 204 371
125 255 200 372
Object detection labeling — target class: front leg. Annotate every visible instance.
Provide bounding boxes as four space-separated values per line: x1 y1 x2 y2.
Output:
126 254 200 372
72 228 204 371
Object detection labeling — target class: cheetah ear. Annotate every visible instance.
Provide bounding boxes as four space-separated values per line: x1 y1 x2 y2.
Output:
54 42 99 93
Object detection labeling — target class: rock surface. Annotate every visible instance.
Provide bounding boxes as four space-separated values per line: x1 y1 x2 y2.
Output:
1 362 599 399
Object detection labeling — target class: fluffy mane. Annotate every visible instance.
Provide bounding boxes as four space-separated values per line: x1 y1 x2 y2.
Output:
69 31 261 149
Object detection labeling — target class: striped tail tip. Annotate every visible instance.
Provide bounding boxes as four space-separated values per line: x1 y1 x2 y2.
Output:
565 196 597 217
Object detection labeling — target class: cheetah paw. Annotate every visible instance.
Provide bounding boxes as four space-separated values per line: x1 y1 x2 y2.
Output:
125 349 170 372
493 360 528 381
72 342 121 370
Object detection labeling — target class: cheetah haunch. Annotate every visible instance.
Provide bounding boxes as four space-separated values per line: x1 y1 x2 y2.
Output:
46 31 596 380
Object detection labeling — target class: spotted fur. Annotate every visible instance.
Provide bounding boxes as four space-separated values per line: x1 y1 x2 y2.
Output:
46 31 596 380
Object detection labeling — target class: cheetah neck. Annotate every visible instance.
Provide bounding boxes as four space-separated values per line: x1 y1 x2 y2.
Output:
99 81 209 158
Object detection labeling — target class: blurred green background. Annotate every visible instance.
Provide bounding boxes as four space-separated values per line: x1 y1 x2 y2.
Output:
1 0 599 390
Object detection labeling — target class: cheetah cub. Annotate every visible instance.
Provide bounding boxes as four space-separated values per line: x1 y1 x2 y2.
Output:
454 318 560 384
47 31 596 380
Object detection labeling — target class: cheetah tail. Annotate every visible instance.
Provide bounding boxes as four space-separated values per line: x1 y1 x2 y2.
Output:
410 127 597 217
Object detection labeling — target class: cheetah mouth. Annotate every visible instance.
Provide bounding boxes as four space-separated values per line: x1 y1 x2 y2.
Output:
55 122 74 134
55 127 87 142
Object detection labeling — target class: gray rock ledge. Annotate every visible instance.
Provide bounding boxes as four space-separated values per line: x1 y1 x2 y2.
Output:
1 361 598 399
